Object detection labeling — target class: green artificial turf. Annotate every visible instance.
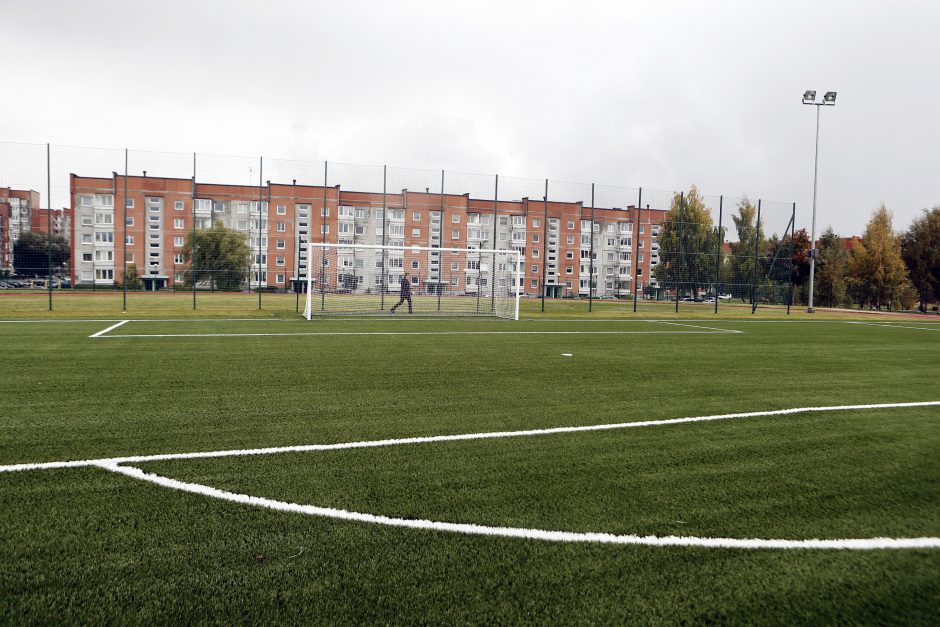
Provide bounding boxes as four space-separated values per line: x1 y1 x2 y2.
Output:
1 310 938 623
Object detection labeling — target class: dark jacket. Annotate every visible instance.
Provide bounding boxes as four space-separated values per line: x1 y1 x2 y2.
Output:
400 275 412 297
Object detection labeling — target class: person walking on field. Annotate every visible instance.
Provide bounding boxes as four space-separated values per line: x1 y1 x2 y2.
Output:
390 272 413 314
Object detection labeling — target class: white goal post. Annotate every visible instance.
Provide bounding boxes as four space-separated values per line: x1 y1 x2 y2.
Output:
303 242 522 320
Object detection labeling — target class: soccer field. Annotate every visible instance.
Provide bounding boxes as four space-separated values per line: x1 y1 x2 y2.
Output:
1 310 939 623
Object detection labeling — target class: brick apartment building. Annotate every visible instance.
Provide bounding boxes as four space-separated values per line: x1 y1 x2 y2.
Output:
69 173 666 297
1 188 40 273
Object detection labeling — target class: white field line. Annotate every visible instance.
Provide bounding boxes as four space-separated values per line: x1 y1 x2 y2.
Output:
92 330 742 339
650 321 742 333
847 321 940 332
88 320 130 338
97 462 940 551
2 401 937 473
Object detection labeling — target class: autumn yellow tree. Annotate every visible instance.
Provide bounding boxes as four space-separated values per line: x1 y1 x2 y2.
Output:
848 205 915 310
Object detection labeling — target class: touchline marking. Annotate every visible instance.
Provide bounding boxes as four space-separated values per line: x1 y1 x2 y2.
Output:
92 329 742 338
2 402 936 472
89 320 129 338
96 462 940 551
847 321 940 332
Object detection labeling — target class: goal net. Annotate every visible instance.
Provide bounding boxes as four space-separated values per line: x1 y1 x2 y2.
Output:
303 243 522 319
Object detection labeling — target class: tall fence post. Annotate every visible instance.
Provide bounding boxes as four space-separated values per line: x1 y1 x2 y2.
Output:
122 149 128 311
258 156 264 310
588 183 595 312
192 152 197 310
787 202 796 315
46 143 52 311
751 199 762 314
676 191 683 314
491 174 498 308
714 195 723 315
540 180 548 313
319 161 327 312
633 189 642 313
380 165 387 311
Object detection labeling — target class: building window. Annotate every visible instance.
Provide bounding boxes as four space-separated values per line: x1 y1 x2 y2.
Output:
451 261 458 270
320 207 330 217
276 256 285 266
277 222 286 232
173 218 184 229
95 194 114 206
532 249 540 258
320 225 329 234
639 225 645 234
82 253 92 262
174 236 184 246
82 234 92 244
567 235 574 245
81 216 93 226
411 260 419 269
95 212 113 225
451 214 460 223
412 228 420 237
95 232 114 243
451 229 459 240
531 279 538 288
412 211 421 221
80 195 92 207
566 266 573 274
174 200 185 211
125 216 134 226
237 221 247 230
566 251 574 259
531 265 538 273
174 253 184 264
276 240 285 249
638 253 644 263
125 198 134 209
567 221 575 229
276 205 286 215
126 236 135 245
532 218 540 228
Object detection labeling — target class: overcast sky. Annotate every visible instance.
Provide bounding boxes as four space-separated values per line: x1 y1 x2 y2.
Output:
2 0 938 235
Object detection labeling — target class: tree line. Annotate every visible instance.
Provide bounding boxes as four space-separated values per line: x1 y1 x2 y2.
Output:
653 186 940 312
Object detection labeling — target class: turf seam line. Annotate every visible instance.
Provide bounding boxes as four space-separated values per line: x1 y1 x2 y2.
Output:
95 462 940 551
846 321 940 331
2 401 937 473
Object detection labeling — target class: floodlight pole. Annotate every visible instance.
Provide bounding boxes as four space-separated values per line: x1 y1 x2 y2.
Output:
804 91 836 314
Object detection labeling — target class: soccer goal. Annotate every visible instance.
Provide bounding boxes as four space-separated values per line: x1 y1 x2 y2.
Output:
302 243 522 319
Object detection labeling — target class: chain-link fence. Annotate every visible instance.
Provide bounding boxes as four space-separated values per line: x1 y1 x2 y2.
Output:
0 141 797 316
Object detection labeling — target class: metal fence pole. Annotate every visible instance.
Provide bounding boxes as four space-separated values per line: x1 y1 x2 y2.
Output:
751 199 762 314
258 156 263 310
787 202 796 315
46 143 52 311
588 183 595 312
490 174 498 308
320 161 327 312
676 192 683 314
714 195 723 315
633 188 642 313
540 179 548 313
122 149 128 311
380 165 387 310
192 152 196 310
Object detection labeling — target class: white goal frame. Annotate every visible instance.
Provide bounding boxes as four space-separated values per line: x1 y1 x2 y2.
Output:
304 242 522 320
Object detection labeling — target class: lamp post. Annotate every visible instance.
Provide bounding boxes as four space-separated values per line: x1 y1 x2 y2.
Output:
803 89 837 313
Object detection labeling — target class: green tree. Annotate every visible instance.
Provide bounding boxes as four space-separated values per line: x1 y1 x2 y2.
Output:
724 197 766 302
848 205 913 310
182 224 252 291
122 263 143 290
900 206 940 311
12 231 70 277
653 185 719 298
813 227 850 308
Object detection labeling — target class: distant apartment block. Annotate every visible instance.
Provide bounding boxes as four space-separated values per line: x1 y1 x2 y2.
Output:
69 173 665 296
0 188 41 273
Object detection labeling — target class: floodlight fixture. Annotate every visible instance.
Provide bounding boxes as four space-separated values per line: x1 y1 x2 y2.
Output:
802 89 838 313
